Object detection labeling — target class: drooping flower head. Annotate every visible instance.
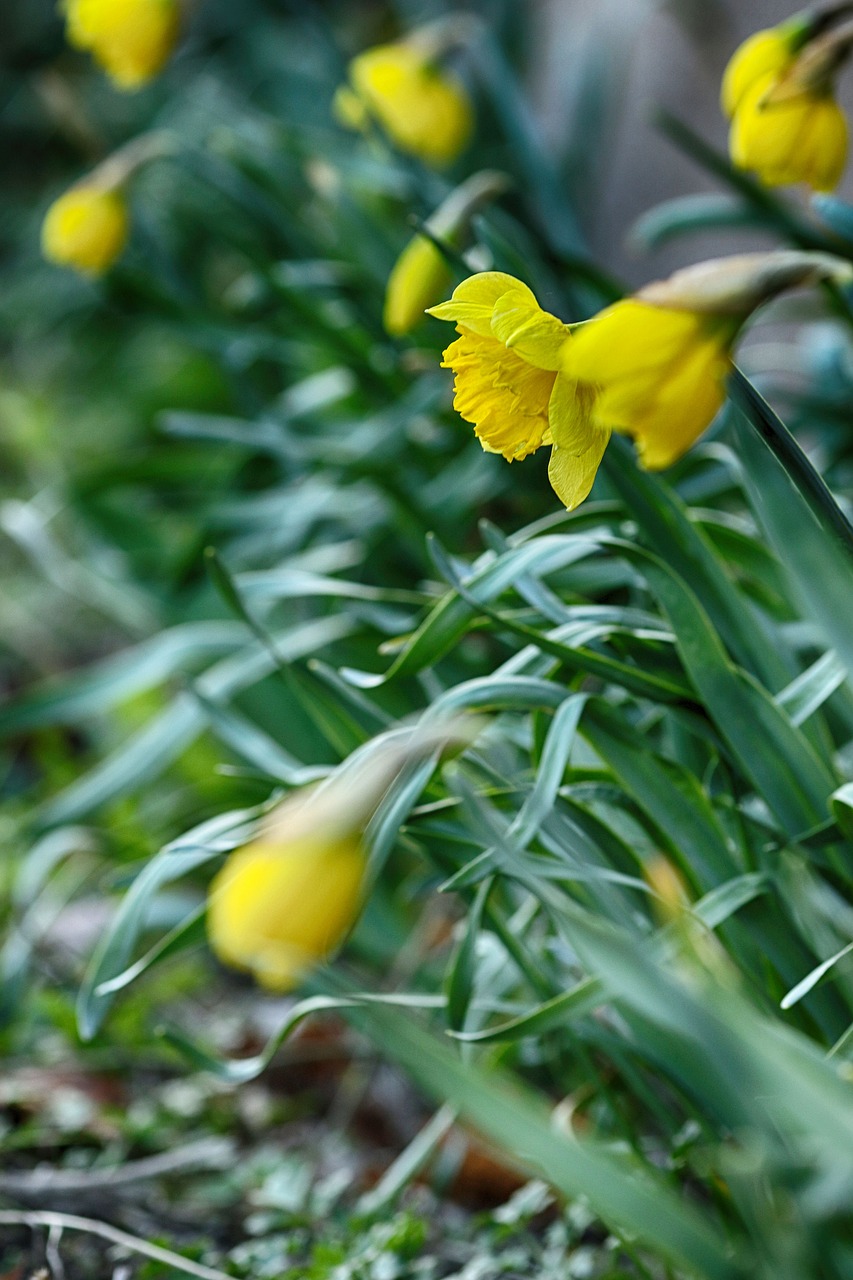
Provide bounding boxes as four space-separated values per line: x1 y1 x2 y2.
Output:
428 273 610 510
41 182 129 275
722 7 853 191
334 26 473 167
63 0 181 90
563 252 853 469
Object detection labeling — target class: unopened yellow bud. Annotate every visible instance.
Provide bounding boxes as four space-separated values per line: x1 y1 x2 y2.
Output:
207 720 478 991
645 856 689 923
63 0 181 90
41 183 129 275
722 13 853 191
208 827 367 992
384 171 509 337
334 29 473 167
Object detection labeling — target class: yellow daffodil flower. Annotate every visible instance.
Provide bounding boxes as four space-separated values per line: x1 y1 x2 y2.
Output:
334 36 472 167
63 0 181 90
208 826 367 992
722 14 850 191
384 171 509 337
428 272 610 510
41 182 129 275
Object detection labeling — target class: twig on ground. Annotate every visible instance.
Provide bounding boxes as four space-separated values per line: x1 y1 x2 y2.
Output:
0 1209 233 1280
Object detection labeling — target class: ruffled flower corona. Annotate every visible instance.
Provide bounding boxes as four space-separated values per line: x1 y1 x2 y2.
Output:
333 32 472 167
722 12 850 191
41 182 129 275
428 273 610 510
63 0 181 90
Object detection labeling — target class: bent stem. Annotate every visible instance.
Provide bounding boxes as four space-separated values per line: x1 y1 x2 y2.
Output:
728 365 853 556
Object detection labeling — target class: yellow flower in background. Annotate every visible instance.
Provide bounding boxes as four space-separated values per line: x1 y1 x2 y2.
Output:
207 827 367 992
207 722 476 991
41 182 129 275
429 272 610 511
721 23 803 118
722 14 849 191
384 171 509 336
385 237 452 337
334 37 472 167
63 0 181 90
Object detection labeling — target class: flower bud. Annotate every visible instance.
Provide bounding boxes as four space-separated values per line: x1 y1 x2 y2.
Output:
41 182 129 275
333 22 473 167
384 171 509 337
63 0 181 91
207 722 477 991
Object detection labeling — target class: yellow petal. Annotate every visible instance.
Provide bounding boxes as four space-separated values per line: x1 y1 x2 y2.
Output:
613 338 729 470
547 424 611 511
721 28 795 118
490 290 569 371
442 329 556 460
428 271 538 338
207 835 366 991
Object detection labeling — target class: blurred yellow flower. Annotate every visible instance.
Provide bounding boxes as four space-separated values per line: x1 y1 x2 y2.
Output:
207 722 474 991
334 38 472 166
63 0 181 90
722 16 848 191
429 272 610 511
385 236 451 337
41 183 129 275
384 171 509 337
207 826 367 992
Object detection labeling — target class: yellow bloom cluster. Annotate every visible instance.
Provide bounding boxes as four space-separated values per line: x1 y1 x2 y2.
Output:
723 17 848 191
63 0 181 90
334 38 472 167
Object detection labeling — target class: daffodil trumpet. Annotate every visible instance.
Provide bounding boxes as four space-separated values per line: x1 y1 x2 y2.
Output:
384 170 510 337
431 252 852 507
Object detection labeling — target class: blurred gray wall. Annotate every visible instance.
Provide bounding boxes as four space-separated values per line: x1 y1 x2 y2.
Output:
528 0 853 284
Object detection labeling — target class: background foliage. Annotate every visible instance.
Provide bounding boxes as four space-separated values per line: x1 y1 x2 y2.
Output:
4 2 853 1278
